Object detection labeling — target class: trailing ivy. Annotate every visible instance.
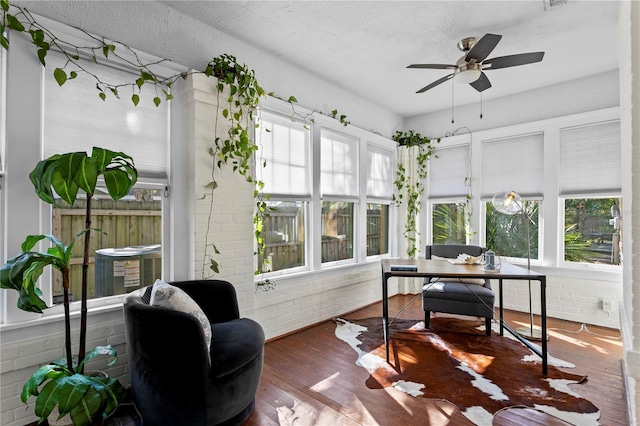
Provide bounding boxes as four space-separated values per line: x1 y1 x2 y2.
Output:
1 2 272 280
392 130 439 258
2 1 356 284
1 2 181 105
201 54 267 277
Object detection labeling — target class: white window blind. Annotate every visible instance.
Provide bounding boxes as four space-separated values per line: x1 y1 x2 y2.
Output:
43 52 169 180
321 129 358 198
482 133 544 199
257 111 311 197
366 144 393 199
429 144 469 199
559 120 621 196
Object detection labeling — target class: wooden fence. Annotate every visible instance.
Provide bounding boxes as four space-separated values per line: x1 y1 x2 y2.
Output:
52 198 161 302
259 207 386 272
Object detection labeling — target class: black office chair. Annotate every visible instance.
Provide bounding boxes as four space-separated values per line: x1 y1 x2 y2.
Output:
422 244 495 336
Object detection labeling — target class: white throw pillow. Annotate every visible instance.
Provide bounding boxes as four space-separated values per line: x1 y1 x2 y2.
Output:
150 280 212 348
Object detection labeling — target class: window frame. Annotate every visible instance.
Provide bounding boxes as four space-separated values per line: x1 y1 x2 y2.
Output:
559 195 623 271
255 97 396 280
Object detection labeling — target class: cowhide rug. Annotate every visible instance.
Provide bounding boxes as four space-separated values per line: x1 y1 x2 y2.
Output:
334 316 600 426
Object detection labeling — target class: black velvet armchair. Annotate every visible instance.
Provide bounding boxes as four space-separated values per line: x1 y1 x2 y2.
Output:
123 280 265 426
422 245 495 335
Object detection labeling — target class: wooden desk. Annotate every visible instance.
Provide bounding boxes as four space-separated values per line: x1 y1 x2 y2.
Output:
381 259 549 375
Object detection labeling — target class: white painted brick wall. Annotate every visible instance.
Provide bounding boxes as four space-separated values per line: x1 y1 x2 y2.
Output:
0 309 129 426
183 73 256 318
254 263 385 339
493 274 622 329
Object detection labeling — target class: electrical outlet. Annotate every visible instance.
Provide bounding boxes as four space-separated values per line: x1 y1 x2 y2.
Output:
600 299 613 312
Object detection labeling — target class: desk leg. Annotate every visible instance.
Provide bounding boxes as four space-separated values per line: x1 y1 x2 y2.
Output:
499 279 504 336
382 274 389 363
541 277 548 375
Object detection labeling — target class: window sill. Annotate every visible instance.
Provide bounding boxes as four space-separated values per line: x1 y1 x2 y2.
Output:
0 302 124 333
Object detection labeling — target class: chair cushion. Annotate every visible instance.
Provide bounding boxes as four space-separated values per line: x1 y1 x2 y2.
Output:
422 281 495 303
209 318 265 378
150 280 212 348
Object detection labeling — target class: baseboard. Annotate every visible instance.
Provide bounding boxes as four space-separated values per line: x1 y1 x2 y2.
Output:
619 301 637 426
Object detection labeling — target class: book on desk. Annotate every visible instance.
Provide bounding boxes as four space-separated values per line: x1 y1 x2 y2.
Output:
390 264 418 271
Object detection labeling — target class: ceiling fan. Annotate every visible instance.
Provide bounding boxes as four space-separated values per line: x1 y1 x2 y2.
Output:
408 33 545 94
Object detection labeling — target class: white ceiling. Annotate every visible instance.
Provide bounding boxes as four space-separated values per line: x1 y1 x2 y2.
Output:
161 0 620 118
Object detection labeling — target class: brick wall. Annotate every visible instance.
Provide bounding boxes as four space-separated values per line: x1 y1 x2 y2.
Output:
497 274 622 329
0 309 129 426
183 73 257 316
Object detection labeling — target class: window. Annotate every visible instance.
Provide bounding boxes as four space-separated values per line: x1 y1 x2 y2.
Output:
481 133 543 261
51 186 163 304
428 143 471 245
366 203 389 256
255 98 396 276
433 202 467 244
366 144 393 256
256 111 311 273
321 129 358 264
41 51 170 305
564 198 621 265
486 199 540 261
559 120 621 266
321 201 354 262
259 201 306 272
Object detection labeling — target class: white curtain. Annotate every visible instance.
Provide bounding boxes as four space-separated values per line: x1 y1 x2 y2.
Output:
482 132 544 199
429 144 470 199
256 111 311 198
366 144 394 199
43 52 170 180
321 129 358 199
559 120 621 196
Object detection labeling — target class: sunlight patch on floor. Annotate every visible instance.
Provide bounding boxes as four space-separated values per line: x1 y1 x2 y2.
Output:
383 384 462 424
544 327 619 355
309 372 340 393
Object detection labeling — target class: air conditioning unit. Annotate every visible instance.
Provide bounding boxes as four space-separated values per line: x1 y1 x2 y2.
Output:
95 245 162 297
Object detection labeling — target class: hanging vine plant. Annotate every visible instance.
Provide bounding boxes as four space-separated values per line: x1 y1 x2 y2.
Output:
201 54 267 277
392 130 439 259
1 2 275 280
2 1 357 287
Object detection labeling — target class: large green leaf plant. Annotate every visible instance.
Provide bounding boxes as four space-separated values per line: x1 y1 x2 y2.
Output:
0 147 136 425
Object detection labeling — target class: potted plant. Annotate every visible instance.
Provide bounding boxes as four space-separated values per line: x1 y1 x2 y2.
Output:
392 130 439 258
0 147 136 425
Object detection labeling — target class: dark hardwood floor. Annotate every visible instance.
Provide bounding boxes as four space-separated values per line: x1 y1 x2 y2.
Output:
244 294 628 426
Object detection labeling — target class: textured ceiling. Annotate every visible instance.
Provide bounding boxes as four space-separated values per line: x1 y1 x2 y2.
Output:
12 1 620 118
161 1 620 118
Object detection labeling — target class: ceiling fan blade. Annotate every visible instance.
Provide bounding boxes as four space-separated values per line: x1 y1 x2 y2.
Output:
416 74 454 93
465 33 502 63
470 72 491 92
407 64 456 70
483 52 545 69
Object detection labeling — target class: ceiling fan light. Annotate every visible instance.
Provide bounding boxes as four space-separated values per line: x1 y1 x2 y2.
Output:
455 68 481 84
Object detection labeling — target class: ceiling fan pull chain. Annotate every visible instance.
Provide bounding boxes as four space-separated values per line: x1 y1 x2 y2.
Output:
480 93 483 119
451 80 455 124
